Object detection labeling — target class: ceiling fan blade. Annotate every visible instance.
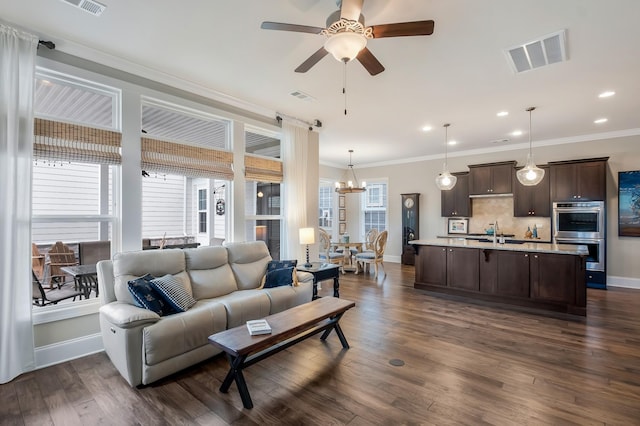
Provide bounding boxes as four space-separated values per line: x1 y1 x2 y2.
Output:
340 0 364 21
295 47 329 73
356 47 385 76
261 21 324 34
371 20 435 38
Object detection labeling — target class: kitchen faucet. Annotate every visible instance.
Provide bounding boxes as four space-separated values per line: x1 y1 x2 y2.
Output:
493 220 499 244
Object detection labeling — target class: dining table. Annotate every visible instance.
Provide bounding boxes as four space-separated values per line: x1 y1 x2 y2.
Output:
331 241 363 272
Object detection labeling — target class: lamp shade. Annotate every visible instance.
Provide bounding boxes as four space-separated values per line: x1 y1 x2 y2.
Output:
435 171 458 190
299 227 315 245
324 32 367 62
516 153 545 186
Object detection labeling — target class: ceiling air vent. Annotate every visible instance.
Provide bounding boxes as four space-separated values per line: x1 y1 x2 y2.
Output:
60 0 106 16
505 30 567 73
290 90 316 102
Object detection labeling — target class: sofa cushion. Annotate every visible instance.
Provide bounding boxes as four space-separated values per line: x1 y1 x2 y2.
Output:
184 246 238 299
210 290 271 328
128 275 176 316
263 281 314 314
150 274 197 312
113 249 191 305
225 241 272 290
143 301 227 366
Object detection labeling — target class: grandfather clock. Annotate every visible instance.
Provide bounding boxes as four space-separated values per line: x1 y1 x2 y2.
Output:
401 193 420 265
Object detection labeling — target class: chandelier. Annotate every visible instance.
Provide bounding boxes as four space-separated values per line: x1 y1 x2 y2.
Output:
335 149 366 194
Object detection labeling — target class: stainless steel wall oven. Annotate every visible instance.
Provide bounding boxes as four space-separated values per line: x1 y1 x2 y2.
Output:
553 201 606 288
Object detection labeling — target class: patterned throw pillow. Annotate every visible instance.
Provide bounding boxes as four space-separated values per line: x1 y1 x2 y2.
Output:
263 266 295 288
150 274 197 312
128 274 176 316
260 260 299 288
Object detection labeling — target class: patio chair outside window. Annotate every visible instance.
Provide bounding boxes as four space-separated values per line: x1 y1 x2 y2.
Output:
47 241 78 289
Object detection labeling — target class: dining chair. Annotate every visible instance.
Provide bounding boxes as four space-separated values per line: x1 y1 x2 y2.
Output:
32 271 83 306
46 241 78 289
355 230 388 278
32 243 45 281
318 228 345 274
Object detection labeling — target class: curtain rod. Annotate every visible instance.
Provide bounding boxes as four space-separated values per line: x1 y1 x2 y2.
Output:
275 112 322 130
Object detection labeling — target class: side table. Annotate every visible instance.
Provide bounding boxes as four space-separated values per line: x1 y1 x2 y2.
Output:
296 262 341 300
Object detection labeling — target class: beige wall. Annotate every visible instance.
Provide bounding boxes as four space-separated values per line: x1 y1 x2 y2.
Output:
321 135 640 284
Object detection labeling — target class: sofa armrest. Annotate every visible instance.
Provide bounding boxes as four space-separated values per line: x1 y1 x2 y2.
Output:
99 302 160 329
296 271 314 284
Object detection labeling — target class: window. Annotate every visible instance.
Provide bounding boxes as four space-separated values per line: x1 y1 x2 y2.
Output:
198 188 207 233
361 181 388 238
31 69 120 308
319 180 334 231
140 99 231 248
244 127 283 259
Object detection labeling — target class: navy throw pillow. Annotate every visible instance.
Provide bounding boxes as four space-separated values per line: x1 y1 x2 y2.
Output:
263 266 295 288
128 274 176 316
266 259 297 271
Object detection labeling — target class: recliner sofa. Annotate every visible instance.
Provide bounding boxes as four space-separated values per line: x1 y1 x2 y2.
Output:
96 241 313 387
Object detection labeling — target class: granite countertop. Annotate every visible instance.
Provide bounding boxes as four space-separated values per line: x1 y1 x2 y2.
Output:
437 234 552 244
410 238 588 256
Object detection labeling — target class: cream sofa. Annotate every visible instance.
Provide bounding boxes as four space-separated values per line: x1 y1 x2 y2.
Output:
96 241 313 387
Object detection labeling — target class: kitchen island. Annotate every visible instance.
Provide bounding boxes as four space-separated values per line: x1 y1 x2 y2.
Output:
410 239 589 316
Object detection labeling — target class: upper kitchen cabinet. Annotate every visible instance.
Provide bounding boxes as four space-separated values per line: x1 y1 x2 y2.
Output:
549 158 608 201
513 165 550 217
441 172 471 217
468 161 516 196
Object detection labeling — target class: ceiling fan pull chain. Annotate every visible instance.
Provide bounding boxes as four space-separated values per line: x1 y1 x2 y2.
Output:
343 60 348 115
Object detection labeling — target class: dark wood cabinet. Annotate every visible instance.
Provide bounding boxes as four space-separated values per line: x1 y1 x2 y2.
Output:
479 249 530 297
549 158 608 201
415 243 587 315
468 161 516 196
441 172 471 217
446 247 479 291
513 165 550 217
401 193 420 265
415 245 447 286
530 252 576 303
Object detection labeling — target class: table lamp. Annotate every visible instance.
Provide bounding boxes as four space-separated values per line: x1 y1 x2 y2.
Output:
299 228 315 267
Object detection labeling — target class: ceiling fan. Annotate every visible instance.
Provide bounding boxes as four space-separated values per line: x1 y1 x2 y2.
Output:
261 0 435 76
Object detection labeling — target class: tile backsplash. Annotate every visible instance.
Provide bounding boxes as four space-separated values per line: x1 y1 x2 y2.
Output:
468 197 551 241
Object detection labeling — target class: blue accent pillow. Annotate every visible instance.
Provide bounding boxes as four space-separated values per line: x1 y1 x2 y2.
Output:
128 274 176 316
150 274 196 312
266 260 297 271
263 266 295 288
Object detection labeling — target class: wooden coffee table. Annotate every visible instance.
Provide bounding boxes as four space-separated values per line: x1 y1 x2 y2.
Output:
208 297 356 409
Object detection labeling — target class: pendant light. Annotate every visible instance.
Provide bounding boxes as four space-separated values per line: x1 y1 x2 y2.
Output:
435 123 457 190
335 149 366 194
516 107 545 186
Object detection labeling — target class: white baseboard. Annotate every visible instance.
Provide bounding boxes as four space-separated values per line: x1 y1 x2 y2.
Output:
35 333 104 370
385 255 401 263
607 275 640 290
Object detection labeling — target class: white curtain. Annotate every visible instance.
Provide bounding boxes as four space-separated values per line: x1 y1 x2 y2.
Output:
0 24 38 384
282 121 310 262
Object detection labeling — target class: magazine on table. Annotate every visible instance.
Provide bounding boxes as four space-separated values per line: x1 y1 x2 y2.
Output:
246 319 272 335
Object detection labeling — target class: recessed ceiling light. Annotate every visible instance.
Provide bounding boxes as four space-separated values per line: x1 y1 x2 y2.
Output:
511 130 523 136
422 125 432 132
598 91 615 98
448 140 457 146
497 111 509 117
594 118 608 124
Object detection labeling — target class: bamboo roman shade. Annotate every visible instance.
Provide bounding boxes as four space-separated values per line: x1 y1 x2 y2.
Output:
141 137 234 180
33 118 122 165
244 155 283 183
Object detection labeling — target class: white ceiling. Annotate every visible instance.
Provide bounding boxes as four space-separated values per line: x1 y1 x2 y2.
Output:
2 0 640 167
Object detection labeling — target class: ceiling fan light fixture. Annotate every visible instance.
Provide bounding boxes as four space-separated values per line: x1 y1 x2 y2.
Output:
324 31 367 62
516 107 545 186
435 123 457 191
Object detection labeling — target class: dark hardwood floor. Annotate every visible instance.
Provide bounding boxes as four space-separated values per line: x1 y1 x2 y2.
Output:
3 263 640 425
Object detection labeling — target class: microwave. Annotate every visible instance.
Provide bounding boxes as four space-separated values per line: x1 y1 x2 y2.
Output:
553 201 605 240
